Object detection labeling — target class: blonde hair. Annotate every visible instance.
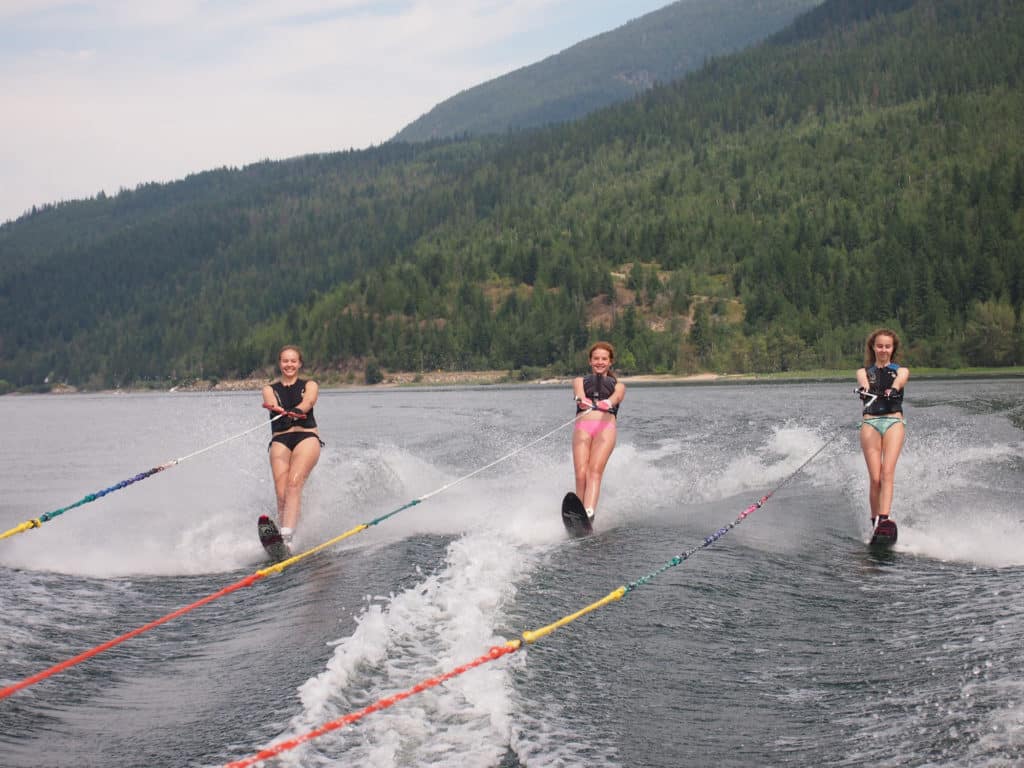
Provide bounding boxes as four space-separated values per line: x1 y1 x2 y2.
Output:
863 328 900 367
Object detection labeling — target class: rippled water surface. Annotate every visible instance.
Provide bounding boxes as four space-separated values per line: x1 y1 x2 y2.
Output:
1 379 1023 767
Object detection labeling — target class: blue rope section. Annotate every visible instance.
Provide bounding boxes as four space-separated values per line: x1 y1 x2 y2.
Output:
38 466 169 523
625 430 841 593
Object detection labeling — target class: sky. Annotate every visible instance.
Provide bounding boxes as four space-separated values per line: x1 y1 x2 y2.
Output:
0 0 672 224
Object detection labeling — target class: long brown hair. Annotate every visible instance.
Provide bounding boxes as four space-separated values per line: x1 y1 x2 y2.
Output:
863 328 900 367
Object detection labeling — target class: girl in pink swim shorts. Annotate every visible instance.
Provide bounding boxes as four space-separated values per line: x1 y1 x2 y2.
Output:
572 341 626 521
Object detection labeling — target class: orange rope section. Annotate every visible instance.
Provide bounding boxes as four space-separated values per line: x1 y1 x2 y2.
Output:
224 642 521 768
0 573 264 700
1 414 584 699
224 588 632 765
221 435 842 766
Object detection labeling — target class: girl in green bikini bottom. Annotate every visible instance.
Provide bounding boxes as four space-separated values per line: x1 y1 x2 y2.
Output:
856 328 910 531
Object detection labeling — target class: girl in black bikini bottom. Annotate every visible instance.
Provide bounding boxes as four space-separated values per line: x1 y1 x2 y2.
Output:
269 432 325 451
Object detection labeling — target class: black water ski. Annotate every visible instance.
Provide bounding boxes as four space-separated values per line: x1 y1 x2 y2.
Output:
258 515 291 562
561 492 593 537
869 517 898 550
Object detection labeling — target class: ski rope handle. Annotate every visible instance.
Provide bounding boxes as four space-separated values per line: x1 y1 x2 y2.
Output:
855 387 879 409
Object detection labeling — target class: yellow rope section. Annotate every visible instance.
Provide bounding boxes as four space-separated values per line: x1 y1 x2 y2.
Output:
226 436 845 765
256 523 370 576
0 519 42 540
520 586 627 644
224 587 627 765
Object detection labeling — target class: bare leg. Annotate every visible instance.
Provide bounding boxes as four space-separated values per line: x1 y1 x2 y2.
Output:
876 423 905 519
268 438 321 531
268 443 292 517
581 428 617 511
860 423 905 520
859 424 884 519
572 429 591 500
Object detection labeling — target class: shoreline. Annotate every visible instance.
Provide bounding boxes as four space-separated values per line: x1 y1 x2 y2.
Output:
165 371 729 393
29 366 1024 396
40 371 727 395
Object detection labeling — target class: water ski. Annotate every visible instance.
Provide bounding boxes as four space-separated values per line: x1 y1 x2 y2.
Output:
869 517 898 549
561 492 593 537
258 515 291 562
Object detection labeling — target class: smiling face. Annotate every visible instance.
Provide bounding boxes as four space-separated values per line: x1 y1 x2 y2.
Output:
872 334 895 366
278 347 303 380
864 328 900 368
589 346 613 375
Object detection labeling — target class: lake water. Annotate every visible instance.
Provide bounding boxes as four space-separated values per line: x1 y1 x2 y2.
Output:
1 379 1023 767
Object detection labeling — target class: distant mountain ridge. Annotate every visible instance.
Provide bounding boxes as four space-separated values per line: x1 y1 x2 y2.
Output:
2 0 1022 390
393 0 824 142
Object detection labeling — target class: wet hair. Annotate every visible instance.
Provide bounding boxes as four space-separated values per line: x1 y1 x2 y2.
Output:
863 328 900 367
588 341 615 363
278 345 304 365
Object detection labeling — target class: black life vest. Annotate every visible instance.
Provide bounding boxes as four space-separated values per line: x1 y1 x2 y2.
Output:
577 373 619 416
270 379 318 432
862 364 904 416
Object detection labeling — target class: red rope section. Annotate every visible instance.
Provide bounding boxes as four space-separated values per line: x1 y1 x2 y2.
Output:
0 573 265 700
225 642 520 768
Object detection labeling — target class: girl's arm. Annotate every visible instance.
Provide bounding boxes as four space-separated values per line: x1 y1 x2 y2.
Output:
893 367 909 390
573 376 598 408
610 381 626 407
262 384 277 409
296 381 320 412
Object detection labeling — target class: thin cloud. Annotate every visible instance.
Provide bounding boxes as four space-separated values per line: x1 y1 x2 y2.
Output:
0 0 669 222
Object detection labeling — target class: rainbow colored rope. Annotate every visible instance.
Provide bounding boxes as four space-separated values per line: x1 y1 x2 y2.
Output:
223 432 842 766
0 413 585 698
0 414 285 541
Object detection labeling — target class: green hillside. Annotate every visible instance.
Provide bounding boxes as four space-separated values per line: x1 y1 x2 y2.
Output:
393 0 823 142
0 0 1022 391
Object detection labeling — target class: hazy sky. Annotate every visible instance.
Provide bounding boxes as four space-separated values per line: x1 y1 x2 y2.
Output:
0 0 672 223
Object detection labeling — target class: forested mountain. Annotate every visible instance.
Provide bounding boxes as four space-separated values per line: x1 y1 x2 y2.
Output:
1 0 1022 391
393 0 823 143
